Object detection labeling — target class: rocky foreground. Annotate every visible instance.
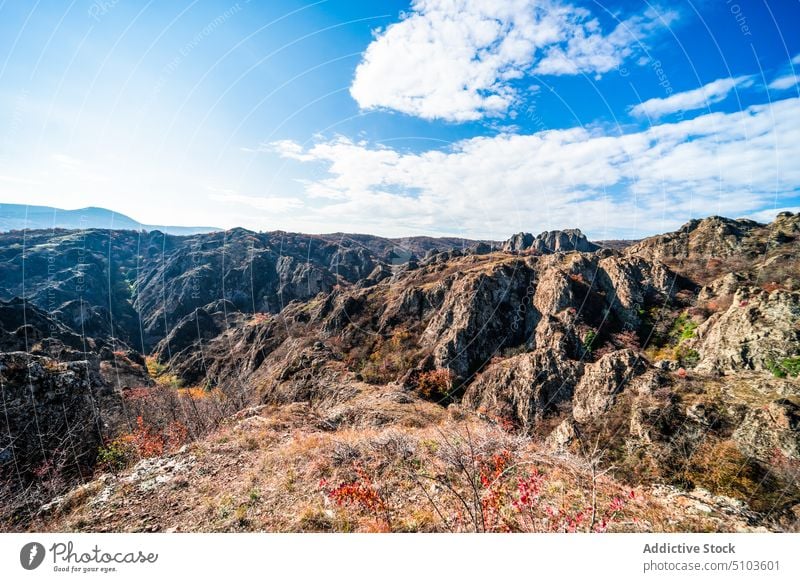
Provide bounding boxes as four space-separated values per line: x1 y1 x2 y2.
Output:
1 214 799 532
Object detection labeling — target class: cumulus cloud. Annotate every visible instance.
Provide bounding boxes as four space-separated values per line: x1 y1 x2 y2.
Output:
271 97 800 239
630 76 754 119
349 0 677 122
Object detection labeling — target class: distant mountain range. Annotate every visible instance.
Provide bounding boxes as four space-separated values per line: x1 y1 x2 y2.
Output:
0 203 220 235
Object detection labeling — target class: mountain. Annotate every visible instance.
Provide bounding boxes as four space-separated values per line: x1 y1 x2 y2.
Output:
0 203 221 235
1 213 799 532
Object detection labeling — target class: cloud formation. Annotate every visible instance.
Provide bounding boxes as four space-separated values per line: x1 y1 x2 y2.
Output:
350 0 677 121
273 97 800 239
630 76 753 119
769 75 798 91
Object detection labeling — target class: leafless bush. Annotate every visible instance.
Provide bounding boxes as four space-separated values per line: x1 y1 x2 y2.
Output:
368 431 417 461
329 441 361 467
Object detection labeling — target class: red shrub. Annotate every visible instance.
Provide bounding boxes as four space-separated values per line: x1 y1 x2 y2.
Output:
320 466 391 528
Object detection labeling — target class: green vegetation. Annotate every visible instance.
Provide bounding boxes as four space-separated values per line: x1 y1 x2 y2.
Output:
96 440 132 472
674 345 700 368
669 313 698 343
582 330 597 353
145 356 184 388
767 356 800 378
645 312 701 368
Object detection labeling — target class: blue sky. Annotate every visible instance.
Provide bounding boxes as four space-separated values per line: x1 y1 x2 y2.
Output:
0 0 798 240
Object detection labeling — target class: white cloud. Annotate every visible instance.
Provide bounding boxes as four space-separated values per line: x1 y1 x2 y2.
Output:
271 97 800 239
747 207 800 223
350 0 677 122
792 53 800 65
769 74 798 91
630 76 753 119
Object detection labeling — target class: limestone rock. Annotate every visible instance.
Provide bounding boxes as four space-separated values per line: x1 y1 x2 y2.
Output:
694 287 800 373
572 349 647 422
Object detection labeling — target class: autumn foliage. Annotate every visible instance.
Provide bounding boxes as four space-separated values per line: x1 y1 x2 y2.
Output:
320 465 391 531
415 368 454 401
97 416 188 471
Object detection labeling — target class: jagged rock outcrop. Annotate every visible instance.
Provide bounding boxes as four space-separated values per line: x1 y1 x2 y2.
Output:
0 228 486 351
697 272 748 304
463 350 579 429
572 350 650 422
420 260 539 379
694 287 800 373
626 216 764 262
0 351 125 494
0 298 87 353
3 214 800 531
503 229 599 253
595 254 676 329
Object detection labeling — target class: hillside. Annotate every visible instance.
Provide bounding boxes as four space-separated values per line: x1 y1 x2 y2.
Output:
0 203 221 235
1 215 799 532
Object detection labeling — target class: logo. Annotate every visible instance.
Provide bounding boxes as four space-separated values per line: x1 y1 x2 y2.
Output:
20 542 46 570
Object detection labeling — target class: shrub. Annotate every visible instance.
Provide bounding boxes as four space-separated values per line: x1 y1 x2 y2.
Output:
416 369 454 401
320 466 391 530
685 439 762 499
705 295 733 313
582 330 598 353
358 329 420 384
612 330 641 351
675 346 700 368
761 281 781 293
97 416 189 471
669 313 697 343
96 439 134 472
767 356 800 378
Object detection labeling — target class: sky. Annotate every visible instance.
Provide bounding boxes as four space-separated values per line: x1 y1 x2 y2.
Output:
0 0 798 240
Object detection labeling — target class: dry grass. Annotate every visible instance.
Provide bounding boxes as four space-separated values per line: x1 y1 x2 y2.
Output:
32 399 765 533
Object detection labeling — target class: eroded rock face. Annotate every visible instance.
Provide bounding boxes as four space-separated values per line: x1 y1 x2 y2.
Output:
697 272 747 304
733 399 800 463
463 350 579 429
0 351 124 488
626 216 764 262
421 260 539 379
4 214 800 531
595 255 675 329
694 287 800 373
572 349 649 422
503 229 599 253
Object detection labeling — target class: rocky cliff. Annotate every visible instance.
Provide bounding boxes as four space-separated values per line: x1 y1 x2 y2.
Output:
1 214 799 531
